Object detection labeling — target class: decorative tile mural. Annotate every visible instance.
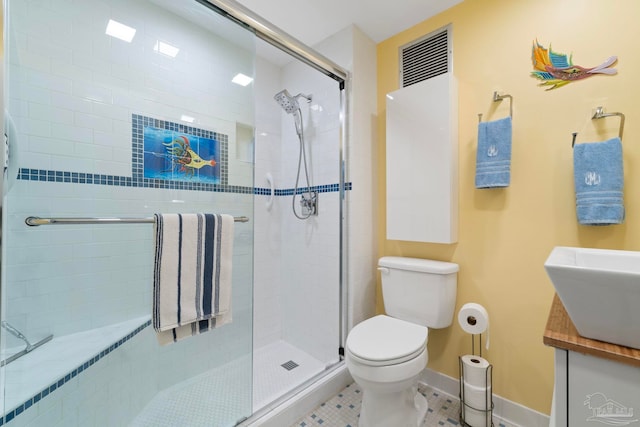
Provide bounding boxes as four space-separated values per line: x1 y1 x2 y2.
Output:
136 114 229 187
143 123 221 184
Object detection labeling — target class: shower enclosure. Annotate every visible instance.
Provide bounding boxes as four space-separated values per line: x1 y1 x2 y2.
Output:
0 0 348 425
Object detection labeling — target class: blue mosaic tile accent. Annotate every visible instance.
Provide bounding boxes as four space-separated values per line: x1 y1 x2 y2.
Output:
274 183 341 196
254 182 351 196
0 320 151 425
16 113 353 197
17 167 257 194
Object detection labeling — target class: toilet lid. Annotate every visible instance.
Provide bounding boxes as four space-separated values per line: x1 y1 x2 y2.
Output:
346 315 428 365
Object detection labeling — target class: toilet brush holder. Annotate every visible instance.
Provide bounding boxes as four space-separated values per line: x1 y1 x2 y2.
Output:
459 334 494 427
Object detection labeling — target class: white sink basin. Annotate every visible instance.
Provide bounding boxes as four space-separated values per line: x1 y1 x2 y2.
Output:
544 246 640 349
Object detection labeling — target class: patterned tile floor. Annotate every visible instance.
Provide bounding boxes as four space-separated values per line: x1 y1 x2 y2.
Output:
292 382 517 427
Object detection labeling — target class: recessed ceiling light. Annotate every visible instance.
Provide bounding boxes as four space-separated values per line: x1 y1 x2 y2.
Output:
105 19 136 43
154 40 180 58
180 114 195 123
232 73 253 86
386 94 394 100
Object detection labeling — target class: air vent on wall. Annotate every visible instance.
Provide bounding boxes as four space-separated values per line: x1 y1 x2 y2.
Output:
400 26 450 88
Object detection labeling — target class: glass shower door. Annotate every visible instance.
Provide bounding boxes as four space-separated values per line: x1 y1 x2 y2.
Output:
1 0 255 425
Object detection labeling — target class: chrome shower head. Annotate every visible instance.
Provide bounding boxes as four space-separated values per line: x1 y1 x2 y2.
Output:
274 89 299 114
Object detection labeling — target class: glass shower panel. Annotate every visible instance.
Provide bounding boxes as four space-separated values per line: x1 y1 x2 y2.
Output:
2 0 254 425
252 37 344 409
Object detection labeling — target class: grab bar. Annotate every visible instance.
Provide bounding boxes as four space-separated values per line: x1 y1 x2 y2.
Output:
25 215 250 226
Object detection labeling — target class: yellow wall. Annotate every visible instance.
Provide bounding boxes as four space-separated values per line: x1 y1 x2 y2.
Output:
377 0 640 414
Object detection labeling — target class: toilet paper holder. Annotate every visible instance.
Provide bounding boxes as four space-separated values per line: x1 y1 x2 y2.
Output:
459 337 494 427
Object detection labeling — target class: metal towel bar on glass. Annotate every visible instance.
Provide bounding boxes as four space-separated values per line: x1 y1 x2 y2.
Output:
25 215 250 226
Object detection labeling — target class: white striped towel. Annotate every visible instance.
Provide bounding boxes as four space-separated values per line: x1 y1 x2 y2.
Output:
153 213 234 345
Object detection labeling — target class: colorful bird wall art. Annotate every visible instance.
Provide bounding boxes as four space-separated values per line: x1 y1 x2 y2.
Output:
531 40 617 90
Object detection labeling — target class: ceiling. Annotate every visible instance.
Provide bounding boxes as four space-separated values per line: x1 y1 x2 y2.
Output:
234 0 463 65
151 0 464 67
234 0 463 46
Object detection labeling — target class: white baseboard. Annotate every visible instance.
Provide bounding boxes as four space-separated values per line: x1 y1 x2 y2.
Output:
420 368 550 427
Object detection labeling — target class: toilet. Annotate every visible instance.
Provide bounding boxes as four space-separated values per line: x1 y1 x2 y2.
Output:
345 257 458 427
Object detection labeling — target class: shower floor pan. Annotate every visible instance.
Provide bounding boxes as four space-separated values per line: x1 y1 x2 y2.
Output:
132 340 326 427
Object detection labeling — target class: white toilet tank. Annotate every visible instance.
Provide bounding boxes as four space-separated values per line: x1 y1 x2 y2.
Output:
379 256 458 328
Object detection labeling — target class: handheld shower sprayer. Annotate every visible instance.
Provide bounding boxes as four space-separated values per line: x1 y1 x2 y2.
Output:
274 89 317 220
274 90 312 137
273 89 312 113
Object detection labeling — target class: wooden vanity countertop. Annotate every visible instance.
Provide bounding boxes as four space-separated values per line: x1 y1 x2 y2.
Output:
544 294 640 368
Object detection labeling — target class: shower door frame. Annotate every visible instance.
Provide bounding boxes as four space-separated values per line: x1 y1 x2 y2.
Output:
0 0 350 422
199 0 351 356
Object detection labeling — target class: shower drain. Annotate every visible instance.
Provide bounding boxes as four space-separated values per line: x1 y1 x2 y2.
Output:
281 360 299 371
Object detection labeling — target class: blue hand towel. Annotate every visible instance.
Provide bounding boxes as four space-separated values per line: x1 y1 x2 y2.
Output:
573 137 624 225
153 213 234 345
475 117 512 188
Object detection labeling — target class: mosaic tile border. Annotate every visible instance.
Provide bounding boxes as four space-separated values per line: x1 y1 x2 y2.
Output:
0 320 152 426
16 113 352 196
254 182 352 196
16 169 351 197
16 168 255 193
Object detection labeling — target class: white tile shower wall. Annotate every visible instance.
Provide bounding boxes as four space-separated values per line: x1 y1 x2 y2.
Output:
278 57 342 365
4 0 256 422
5 0 255 336
252 48 342 365
5 180 254 340
8 0 253 174
252 56 284 350
277 83 341 190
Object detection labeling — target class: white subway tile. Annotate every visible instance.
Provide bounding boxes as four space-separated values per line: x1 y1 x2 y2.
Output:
72 80 112 104
73 142 113 161
50 123 93 144
29 103 73 125
50 92 93 115
27 36 73 65
73 112 112 133
30 136 77 157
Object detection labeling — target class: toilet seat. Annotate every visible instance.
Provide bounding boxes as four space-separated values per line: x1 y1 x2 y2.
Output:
346 315 428 367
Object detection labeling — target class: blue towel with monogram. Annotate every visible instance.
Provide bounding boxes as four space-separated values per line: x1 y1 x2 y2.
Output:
475 117 512 188
573 137 624 225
